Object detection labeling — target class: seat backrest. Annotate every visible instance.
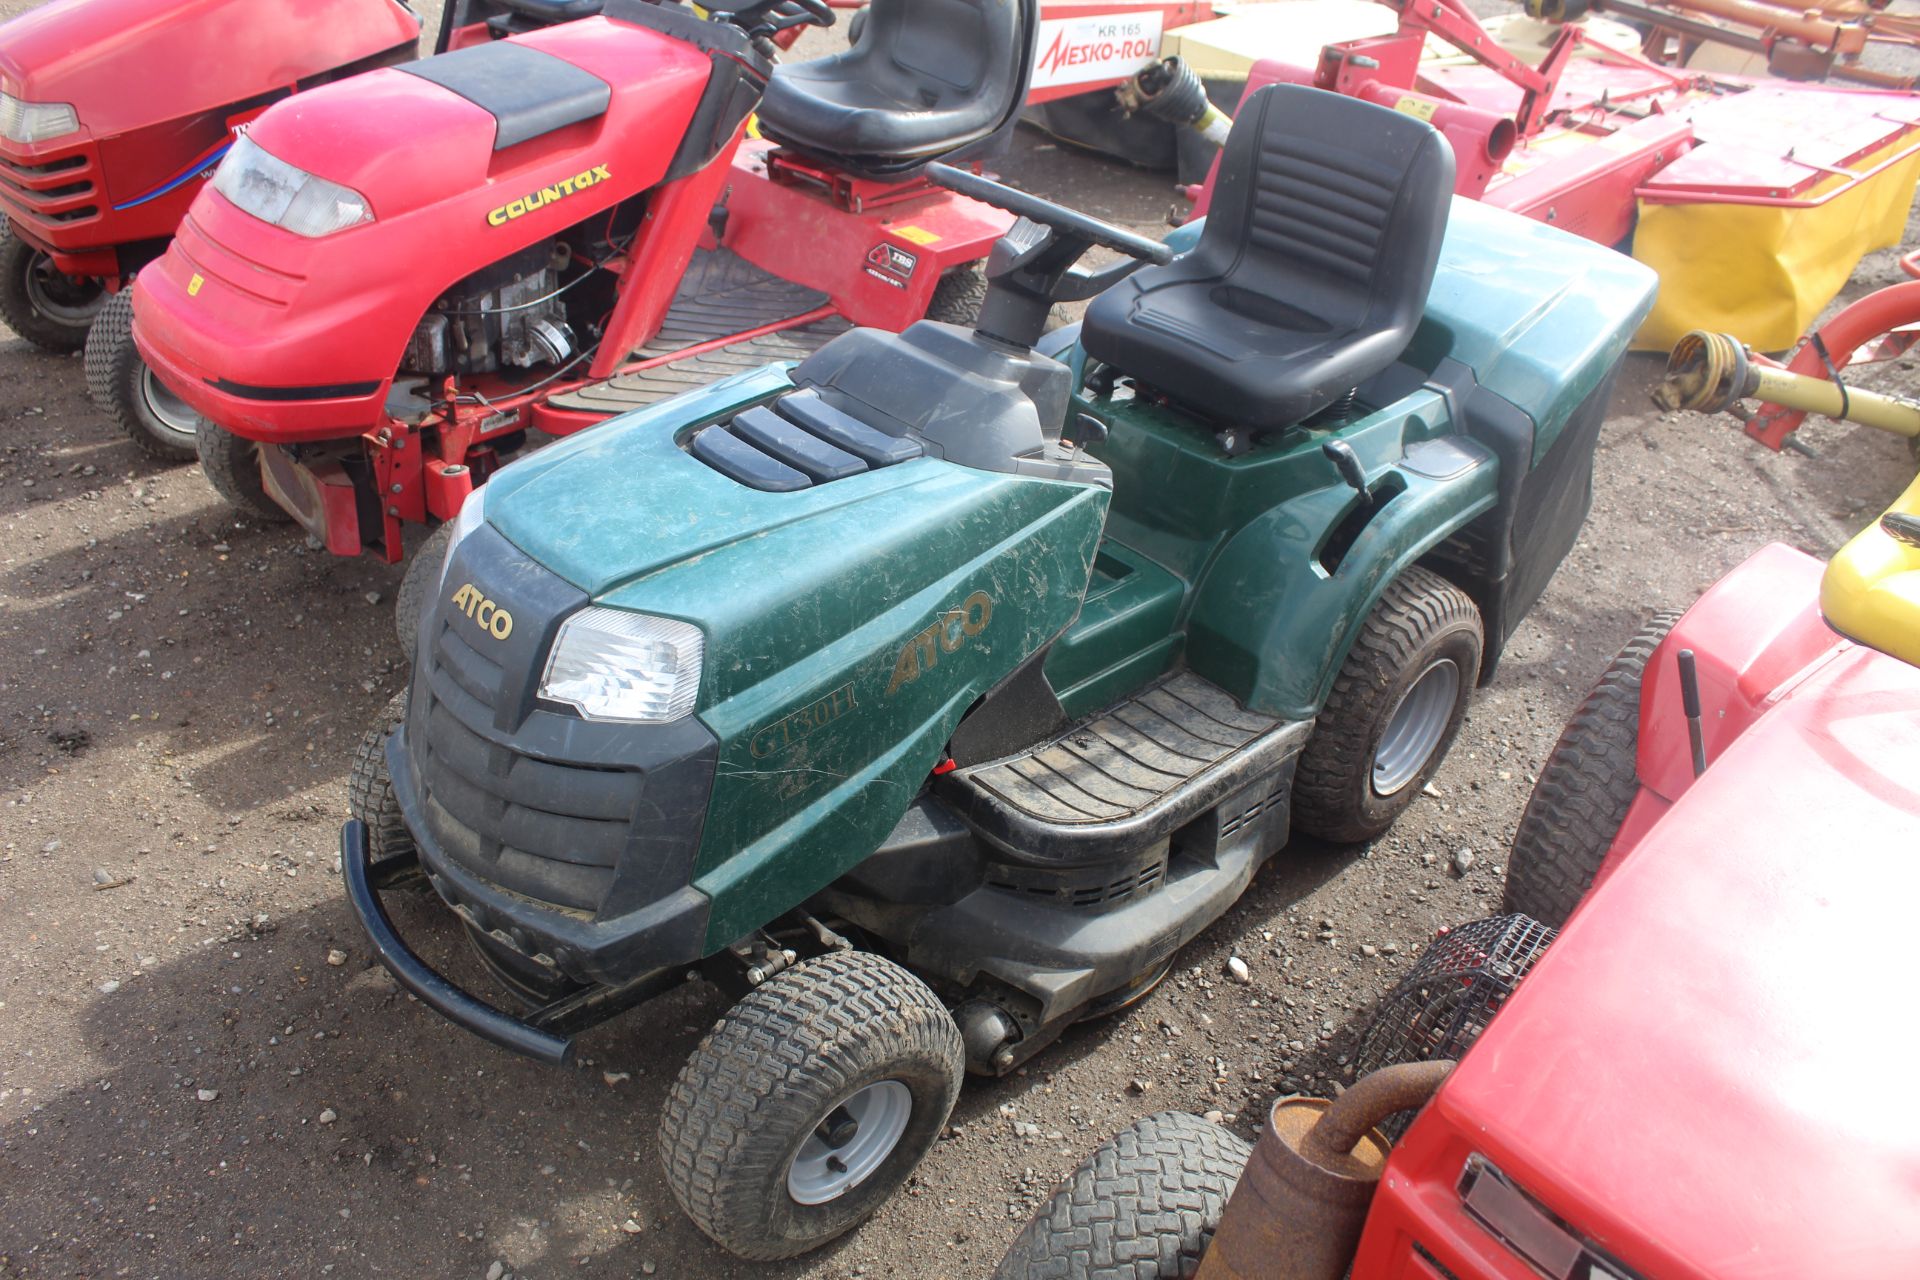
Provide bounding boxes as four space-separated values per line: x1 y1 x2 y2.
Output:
862 0 1010 102
1198 84 1454 339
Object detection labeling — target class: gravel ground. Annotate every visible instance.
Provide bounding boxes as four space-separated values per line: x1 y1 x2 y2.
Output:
3 5 1918 1279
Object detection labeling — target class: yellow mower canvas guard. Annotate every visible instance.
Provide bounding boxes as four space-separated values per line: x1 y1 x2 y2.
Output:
1634 133 1920 353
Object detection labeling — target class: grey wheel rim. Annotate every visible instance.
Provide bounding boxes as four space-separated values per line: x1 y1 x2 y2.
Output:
140 364 200 435
23 251 103 327
786 1080 912 1206
1372 659 1460 796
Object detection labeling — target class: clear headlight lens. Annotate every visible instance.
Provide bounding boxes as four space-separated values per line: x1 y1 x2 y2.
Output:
540 609 704 724
211 134 371 237
435 486 488 592
0 93 79 144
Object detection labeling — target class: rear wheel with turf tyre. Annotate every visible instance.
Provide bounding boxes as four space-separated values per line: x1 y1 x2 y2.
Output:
85 288 201 462
1503 611 1678 927
394 522 452 657
992 1111 1252 1280
196 423 291 523
926 265 988 326
1293 566 1483 843
347 691 413 867
659 950 964 1260
0 222 103 352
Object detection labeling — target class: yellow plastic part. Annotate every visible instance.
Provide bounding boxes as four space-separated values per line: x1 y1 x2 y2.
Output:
1631 135 1920 353
1822 472 1920 668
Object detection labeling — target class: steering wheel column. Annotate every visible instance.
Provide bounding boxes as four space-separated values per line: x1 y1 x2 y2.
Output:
927 163 1172 350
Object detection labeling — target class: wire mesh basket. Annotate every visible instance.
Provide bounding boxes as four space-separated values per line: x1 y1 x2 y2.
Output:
1353 914 1556 1137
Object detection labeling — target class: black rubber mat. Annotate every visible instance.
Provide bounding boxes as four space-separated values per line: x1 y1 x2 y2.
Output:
955 672 1281 826
550 248 846 413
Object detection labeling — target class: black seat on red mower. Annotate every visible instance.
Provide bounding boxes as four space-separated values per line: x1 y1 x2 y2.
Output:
1081 85 1454 431
757 0 1037 180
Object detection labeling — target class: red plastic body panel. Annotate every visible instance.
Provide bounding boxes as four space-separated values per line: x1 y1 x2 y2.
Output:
723 141 1014 333
1359 628 1920 1279
1633 542 1841 804
133 16 713 437
1356 541 1920 1279
0 0 417 259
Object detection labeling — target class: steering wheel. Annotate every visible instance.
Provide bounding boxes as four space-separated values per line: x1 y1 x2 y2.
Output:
927 163 1173 265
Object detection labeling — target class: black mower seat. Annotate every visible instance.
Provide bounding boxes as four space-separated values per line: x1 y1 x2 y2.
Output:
758 0 1030 174
1082 84 1454 431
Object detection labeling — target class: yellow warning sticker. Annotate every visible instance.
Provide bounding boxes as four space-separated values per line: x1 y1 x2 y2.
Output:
892 224 942 246
1394 96 1437 122
187 273 204 297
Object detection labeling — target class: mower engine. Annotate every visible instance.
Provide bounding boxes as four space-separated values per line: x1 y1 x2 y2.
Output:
403 242 578 377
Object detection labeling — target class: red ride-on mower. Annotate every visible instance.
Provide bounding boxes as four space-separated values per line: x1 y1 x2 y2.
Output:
132 0 1036 628
0 0 421 460
1000 494 1920 1277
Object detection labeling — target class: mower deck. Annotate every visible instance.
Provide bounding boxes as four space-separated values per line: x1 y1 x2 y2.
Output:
549 248 851 412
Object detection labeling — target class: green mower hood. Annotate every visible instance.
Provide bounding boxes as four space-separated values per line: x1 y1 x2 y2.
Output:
485 375 1108 942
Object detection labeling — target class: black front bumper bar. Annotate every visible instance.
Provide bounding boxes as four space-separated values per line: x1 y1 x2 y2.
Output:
340 820 577 1067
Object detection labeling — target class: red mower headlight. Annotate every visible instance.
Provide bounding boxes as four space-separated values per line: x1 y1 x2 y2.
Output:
0 92 79 145
211 134 372 238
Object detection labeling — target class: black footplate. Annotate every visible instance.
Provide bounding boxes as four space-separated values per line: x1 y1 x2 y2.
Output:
548 248 847 413
940 671 1312 863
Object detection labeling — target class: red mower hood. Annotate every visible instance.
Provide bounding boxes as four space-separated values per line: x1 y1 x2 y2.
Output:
0 0 418 138
1434 640 1920 1279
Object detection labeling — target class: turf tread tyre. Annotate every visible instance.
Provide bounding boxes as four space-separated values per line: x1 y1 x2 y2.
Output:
659 950 963 1260
1293 566 1483 843
347 692 413 864
0 223 97 353
395 523 452 657
992 1111 1251 1280
1503 611 1678 927
85 289 199 462
927 266 988 326
196 424 291 523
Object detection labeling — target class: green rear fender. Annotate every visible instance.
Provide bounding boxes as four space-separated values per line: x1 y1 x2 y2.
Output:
1188 452 1498 721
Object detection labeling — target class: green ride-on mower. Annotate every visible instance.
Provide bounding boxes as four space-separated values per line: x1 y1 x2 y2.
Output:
339 84 1656 1260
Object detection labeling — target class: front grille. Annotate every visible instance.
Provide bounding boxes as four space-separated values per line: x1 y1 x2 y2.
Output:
413 620 637 914
0 142 99 233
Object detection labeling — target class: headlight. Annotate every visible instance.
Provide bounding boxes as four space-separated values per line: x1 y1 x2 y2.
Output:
435 486 488 592
211 134 371 237
540 608 704 724
0 92 79 144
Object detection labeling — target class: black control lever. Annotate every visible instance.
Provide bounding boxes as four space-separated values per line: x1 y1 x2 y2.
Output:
1322 439 1371 504
1881 511 1920 547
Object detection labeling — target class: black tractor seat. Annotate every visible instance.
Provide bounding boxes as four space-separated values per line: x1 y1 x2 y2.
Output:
1082 84 1455 431
757 0 1037 180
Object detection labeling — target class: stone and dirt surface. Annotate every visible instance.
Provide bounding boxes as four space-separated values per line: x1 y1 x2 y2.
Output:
2 6 1917 1279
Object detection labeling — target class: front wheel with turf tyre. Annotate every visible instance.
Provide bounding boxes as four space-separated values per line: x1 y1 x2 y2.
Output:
394 522 452 657
0 222 103 352
659 950 964 1260
196 423 291 523
1503 612 1678 928
992 1111 1252 1280
1293 566 1483 843
347 691 413 866
85 288 202 462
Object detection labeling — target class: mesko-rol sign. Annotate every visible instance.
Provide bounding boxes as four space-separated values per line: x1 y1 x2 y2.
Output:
1030 12 1164 89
